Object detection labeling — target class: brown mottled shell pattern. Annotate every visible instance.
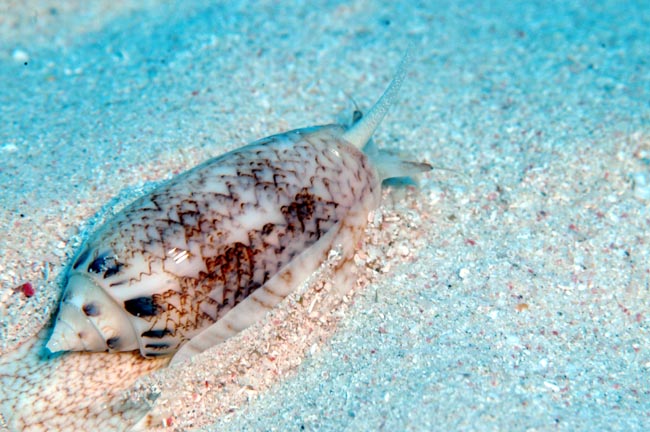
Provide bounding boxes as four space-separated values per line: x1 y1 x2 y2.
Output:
52 124 380 358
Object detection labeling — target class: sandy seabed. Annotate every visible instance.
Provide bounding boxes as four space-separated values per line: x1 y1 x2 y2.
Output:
1 0 650 431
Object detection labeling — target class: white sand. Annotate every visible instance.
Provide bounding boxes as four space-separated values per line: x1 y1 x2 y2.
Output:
1 0 649 430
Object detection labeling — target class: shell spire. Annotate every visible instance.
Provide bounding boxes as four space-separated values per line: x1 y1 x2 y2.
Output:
341 49 410 150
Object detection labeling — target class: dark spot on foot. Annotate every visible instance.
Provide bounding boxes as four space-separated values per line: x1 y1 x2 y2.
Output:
87 254 108 273
87 253 123 278
106 337 120 349
142 329 172 338
82 302 100 317
124 297 160 317
145 343 170 349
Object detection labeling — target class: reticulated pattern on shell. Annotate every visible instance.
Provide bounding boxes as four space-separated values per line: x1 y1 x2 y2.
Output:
57 125 380 358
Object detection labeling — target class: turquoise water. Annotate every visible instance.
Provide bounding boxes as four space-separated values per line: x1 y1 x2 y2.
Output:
1 1 649 430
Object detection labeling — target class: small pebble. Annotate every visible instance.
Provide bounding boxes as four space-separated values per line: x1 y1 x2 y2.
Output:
19 282 35 297
1 143 18 153
543 381 560 392
12 48 29 63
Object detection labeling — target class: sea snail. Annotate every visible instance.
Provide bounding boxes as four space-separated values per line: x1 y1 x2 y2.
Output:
46 54 431 365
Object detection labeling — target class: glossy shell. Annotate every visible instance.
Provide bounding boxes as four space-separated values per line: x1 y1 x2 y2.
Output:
46 125 381 359
46 51 430 363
